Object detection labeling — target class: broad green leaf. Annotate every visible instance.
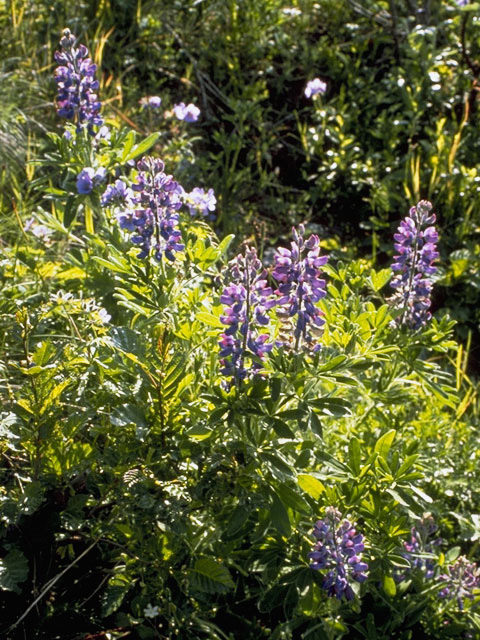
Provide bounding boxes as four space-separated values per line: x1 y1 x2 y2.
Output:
189 558 234 594
120 130 136 162
374 429 396 459
369 268 392 291
101 574 131 617
298 474 325 499
0 549 29 594
383 574 397 597
348 437 362 476
93 256 131 274
187 425 212 440
111 404 148 440
224 505 249 539
217 234 235 257
123 132 160 162
196 311 224 328
269 491 291 537
277 482 310 514
409 484 433 504
40 379 70 415
32 341 56 366
270 418 295 439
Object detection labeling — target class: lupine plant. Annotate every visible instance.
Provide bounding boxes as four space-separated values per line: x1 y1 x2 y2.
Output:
1 25 480 640
389 199 439 329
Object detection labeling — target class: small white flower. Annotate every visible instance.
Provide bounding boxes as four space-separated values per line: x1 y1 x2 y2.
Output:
282 7 302 16
305 78 327 99
143 603 159 618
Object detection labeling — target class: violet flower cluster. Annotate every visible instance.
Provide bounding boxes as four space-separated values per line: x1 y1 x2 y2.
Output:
173 102 200 122
390 200 439 329
273 225 327 351
308 507 368 601
101 157 184 262
54 29 103 134
395 515 442 582
219 248 275 385
438 557 480 611
184 187 217 218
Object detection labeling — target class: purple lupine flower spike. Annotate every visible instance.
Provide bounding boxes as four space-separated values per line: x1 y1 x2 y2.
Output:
273 225 327 351
219 248 275 386
390 200 439 329
308 507 368 601
395 514 442 583
54 29 103 134
101 157 184 262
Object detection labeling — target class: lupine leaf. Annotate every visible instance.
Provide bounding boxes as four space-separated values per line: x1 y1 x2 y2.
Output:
123 132 160 162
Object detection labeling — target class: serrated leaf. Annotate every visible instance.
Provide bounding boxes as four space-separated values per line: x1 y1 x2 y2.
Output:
0 549 29 594
189 558 234 594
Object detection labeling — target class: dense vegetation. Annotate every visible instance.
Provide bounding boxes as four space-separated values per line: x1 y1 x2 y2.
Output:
1 1 480 638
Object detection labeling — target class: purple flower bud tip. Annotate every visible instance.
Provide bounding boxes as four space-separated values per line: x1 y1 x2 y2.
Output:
173 102 200 122
54 31 103 133
305 78 327 99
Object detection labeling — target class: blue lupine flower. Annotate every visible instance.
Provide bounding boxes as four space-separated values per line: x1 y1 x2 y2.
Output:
101 157 184 262
101 179 134 206
390 200 439 329
184 187 216 218
308 507 368 601
76 167 106 194
305 78 327 98
219 248 275 386
273 225 327 351
173 102 200 122
438 557 480 611
54 29 103 134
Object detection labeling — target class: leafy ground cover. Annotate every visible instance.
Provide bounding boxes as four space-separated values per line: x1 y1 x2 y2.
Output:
1 1 480 639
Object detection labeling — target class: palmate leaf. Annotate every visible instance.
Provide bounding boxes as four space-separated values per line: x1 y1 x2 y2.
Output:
188 558 234 594
0 549 29 594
